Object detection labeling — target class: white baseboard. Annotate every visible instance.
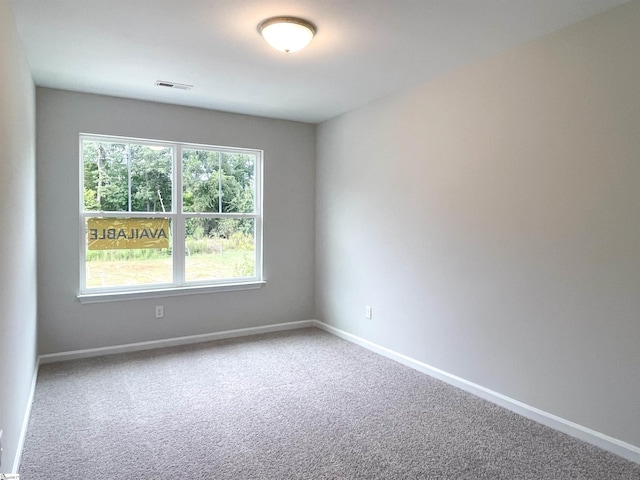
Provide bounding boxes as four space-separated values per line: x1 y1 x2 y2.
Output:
38 320 316 364
313 320 640 465
13 358 39 474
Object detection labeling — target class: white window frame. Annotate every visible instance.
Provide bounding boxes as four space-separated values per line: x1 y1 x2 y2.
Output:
78 133 264 303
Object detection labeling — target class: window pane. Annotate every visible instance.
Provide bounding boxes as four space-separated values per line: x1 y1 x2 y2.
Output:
83 140 128 211
82 140 173 212
130 145 173 212
84 217 172 288
182 149 256 214
185 217 255 282
182 149 220 213
220 152 255 213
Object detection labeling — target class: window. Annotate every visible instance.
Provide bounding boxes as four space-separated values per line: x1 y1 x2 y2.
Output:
79 134 262 299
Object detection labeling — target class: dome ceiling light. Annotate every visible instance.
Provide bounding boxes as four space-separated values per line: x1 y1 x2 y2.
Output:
258 16 316 53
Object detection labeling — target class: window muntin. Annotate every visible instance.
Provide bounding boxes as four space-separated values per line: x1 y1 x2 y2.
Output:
80 134 262 295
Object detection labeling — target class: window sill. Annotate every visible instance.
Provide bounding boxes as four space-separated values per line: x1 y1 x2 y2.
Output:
77 281 266 304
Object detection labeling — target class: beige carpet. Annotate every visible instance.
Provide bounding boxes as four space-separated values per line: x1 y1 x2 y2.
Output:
19 328 640 479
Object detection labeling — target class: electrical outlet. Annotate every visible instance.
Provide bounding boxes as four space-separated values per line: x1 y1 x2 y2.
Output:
155 305 164 318
365 305 372 319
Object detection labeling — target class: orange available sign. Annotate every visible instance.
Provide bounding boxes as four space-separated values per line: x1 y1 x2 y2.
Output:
87 218 170 250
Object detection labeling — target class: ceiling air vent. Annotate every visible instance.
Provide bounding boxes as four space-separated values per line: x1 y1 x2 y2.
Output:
155 80 193 91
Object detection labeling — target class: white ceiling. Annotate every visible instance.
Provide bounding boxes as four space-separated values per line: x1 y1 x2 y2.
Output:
10 0 630 124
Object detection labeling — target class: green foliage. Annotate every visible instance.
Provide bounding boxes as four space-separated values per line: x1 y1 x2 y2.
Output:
83 139 256 245
182 150 255 216
185 230 253 255
83 188 99 210
229 231 253 250
86 248 171 262
233 254 254 277
83 141 173 212
215 218 238 239
185 237 212 256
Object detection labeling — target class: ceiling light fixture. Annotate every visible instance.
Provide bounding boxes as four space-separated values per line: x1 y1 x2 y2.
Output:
258 16 316 53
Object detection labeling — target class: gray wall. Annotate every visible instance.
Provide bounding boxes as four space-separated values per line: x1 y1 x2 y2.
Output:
37 89 315 354
316 0 640 448
0 2 37 471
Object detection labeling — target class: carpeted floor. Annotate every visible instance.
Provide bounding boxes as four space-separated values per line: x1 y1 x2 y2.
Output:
19 328 640 479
